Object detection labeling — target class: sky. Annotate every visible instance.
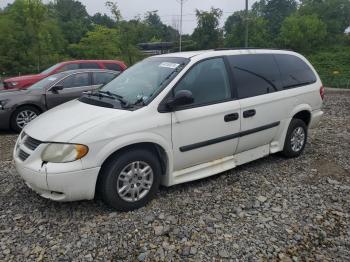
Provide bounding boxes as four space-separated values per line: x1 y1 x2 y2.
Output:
0 0 257 34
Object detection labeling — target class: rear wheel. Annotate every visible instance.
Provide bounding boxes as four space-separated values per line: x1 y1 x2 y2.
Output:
10 106 41 133
99 149 161 211
281 119 307 158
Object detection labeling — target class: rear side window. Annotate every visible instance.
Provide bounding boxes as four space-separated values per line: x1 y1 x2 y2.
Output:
104 63 122 72
274 54 317 89
228 54 281 99
93 72 117 85
80 63 100 69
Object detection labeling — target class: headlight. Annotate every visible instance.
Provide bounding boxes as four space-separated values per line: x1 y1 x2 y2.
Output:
41 143 89 163
8 82 18 87
0 100 8 110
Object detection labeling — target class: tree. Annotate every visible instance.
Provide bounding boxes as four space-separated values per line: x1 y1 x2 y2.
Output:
252 0 297 37
0 0 65 75
279 14 327 53
192 7 223 49
224 11 271 47
48 0 91 44
91 13 116 28
69 25 120 59
299 0 350 37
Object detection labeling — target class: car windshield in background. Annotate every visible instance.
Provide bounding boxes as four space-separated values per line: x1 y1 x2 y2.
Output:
101 57 189 105
28 75 60 90
40 63 63 75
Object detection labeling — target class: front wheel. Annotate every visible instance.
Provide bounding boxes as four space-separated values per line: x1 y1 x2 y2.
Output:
10 106 41 133
99 149 161 211
281 119 308 158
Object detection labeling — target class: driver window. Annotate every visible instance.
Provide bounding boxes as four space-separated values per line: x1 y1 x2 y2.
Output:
59 73 90 88
174 58 231 106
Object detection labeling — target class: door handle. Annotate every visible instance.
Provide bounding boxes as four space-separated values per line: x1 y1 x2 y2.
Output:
224 113 239 122
243 109 256 118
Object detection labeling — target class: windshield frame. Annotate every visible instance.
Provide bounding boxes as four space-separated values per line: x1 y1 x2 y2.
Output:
40 63 63 75
100 56 190 107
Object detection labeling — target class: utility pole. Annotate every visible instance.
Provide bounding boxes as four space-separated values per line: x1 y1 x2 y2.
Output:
245 0 249 48
177 0 186 52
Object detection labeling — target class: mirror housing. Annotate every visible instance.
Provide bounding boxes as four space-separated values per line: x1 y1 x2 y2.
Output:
166 90 194 110
51 85 64 93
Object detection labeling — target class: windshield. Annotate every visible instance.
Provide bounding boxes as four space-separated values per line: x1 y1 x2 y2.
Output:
101 57 189 105
28 75 61 90
40 63 63 75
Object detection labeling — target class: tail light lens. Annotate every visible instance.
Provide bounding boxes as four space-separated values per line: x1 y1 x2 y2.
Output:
320 86 325 100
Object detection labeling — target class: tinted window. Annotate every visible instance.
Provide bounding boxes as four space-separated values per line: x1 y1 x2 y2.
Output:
80 63 100 69
104 63 122 71
93 72 117 85
228 54 281 99
174 58 231 106
60 73 90 88
274 54 317 89
56 63 79 73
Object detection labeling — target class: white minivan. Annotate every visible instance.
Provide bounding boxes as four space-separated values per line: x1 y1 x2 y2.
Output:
14 49 324 211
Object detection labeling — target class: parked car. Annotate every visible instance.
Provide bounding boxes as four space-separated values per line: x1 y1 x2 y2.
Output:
0 69 119 132
14 49 324 211
3 60 126 90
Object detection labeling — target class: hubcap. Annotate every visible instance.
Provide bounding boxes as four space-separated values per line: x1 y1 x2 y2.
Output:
16 110 38 129
116 161 154 202
290 127 305 152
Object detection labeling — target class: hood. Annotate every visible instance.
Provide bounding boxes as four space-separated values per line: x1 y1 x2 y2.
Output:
4 74 46 83
0 88 31 99
24 99 132 142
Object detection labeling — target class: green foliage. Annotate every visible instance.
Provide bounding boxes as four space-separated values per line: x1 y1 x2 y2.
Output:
48 0 91 44
279 14 327 53
0 0 66 75
224 11 271 47
299 0 350 37
91 13 116 28
192 7 223 49
308 46 350 88
69 25 120 59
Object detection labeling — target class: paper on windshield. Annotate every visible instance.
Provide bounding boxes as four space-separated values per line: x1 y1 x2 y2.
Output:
159 62 180 69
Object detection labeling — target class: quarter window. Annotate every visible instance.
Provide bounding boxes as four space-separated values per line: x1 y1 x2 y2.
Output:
174 58 231 106
274 54 317 89
93 72 117 85
228 54 281 99
60 73 90 88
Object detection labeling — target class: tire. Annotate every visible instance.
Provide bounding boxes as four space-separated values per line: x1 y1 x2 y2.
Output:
99 148 161 211
10 106 41 133
281 118 308 158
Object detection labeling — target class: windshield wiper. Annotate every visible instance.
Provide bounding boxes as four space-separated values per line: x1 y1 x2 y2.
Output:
97 91 131 107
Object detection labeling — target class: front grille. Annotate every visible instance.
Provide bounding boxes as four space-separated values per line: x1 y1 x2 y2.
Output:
18 149 30 161
24 135 42 151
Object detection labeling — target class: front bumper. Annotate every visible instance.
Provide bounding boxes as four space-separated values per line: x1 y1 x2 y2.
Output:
14 134 100 202
0 109 11 130
309 109 324 129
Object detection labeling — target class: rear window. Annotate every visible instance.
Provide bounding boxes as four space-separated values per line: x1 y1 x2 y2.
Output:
274 54 317 89
228 54 281 99
104 63 122 72
80 63 100 69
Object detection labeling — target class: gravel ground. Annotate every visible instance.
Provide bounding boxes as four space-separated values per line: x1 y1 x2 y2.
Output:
0 90 349 261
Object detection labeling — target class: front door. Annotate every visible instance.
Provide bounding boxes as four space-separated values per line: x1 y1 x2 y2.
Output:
46 72 93 109
170 57 241 171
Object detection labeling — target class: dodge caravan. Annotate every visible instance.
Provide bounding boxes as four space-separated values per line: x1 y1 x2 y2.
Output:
14 49 324 211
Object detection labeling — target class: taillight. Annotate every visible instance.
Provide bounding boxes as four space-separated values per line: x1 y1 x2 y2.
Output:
320 86 325 100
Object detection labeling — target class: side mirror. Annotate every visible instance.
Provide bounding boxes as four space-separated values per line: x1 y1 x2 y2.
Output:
166 90 194 110
51 85 64 93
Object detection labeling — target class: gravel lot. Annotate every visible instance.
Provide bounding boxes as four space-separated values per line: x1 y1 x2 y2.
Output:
0 90 349 261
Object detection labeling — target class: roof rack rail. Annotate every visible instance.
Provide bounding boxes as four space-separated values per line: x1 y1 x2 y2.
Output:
214 47 293 51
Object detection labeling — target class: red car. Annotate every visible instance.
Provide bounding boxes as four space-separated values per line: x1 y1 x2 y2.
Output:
3 60 127 89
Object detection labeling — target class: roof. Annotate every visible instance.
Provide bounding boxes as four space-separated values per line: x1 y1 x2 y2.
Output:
52 69 119 78
155 48 296 59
